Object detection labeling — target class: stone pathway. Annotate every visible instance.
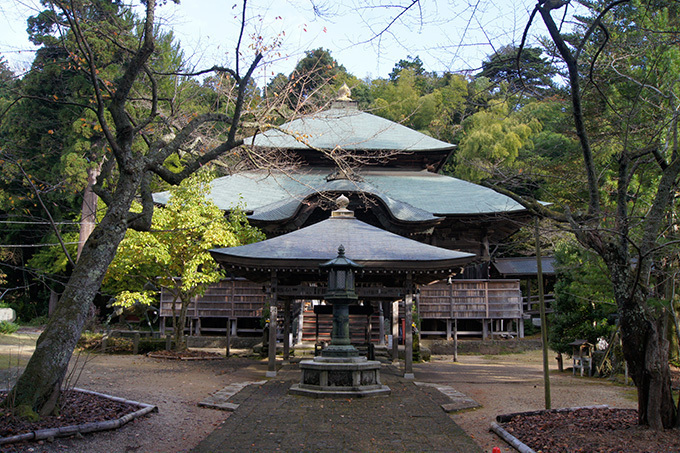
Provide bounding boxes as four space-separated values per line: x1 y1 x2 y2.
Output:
192 364 482 452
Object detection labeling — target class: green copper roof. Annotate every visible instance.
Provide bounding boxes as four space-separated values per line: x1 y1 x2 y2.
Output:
245 102 454 152
153 168 529 222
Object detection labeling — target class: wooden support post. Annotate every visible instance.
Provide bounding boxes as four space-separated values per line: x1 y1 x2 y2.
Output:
283 298 291 365
267 271 278 378
315 310 319 344
404 274 414 379
378 301 385 345
391 300 399 363
453 318 458 362
446 319 452 340
225 317 231 358
133 332 140 355
297 302 305 345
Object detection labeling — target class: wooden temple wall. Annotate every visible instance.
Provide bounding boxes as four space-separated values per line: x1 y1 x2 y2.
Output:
159 278 267 336
159 278 523 340
300 306 382 344
417 279 524 338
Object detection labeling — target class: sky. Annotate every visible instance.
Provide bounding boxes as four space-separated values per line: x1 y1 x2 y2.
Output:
0 0 549 84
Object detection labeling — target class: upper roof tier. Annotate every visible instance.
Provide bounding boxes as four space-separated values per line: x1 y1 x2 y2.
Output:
244 99 454 170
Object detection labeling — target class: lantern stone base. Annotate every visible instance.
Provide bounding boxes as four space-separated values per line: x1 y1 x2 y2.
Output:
289 356 390 398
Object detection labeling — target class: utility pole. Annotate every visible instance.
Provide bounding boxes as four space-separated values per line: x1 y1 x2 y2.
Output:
536 217 551 409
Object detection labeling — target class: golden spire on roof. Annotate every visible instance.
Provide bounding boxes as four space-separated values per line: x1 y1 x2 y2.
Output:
337 83 352 101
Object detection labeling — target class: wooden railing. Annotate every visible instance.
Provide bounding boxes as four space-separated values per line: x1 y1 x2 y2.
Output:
522 293 555 315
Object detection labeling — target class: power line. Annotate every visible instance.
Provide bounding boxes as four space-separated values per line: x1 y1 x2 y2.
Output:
0 220 84 225
0 242 82 248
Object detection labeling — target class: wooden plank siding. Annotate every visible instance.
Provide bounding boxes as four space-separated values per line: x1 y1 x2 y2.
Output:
159 278 522 339
160 278 267 320
418 280 522 320
301 308 382 344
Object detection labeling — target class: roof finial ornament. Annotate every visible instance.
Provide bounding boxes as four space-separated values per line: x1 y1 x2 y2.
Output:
331 194 354 218
337 83 352 101
336 194 350 209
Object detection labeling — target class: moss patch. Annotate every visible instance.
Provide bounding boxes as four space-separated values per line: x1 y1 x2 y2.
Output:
15 403 40 422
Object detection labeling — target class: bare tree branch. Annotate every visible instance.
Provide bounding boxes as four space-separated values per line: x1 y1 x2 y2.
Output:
17 162 75 268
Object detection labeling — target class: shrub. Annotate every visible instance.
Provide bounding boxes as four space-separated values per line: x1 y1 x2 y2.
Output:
77 332 133 354
549 241 617 355
104 337 133 353
137 338 171 354
0 321 19 335
77 332 104 350
26 315 49 327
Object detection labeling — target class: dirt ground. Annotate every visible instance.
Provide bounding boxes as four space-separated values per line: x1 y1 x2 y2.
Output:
1 332 640 452
416 352 638 451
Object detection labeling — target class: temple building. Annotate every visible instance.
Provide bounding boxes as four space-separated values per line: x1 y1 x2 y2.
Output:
153 87 533 351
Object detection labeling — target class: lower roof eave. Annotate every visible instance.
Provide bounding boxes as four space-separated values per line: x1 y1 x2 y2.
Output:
214 259 473 285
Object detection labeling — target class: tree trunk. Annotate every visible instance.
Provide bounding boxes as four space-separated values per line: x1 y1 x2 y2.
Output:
77 165 100 262
5 174 141 417
612 269 677 429
174 295 191 352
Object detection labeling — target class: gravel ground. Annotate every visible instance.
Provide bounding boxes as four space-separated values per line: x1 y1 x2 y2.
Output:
1 334 640 452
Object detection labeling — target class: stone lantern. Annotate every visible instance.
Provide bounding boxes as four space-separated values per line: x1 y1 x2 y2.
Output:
288 198 390 398
319 245 362 358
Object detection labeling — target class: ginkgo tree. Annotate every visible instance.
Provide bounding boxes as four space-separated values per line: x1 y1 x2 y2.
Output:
104 170 264 351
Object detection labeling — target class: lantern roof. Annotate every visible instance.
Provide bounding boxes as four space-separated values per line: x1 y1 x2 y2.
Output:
320 245 363 270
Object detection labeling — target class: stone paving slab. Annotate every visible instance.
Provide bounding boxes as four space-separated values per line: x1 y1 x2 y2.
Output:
414 382 481 412
192 365 482 452
198 381 267 411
